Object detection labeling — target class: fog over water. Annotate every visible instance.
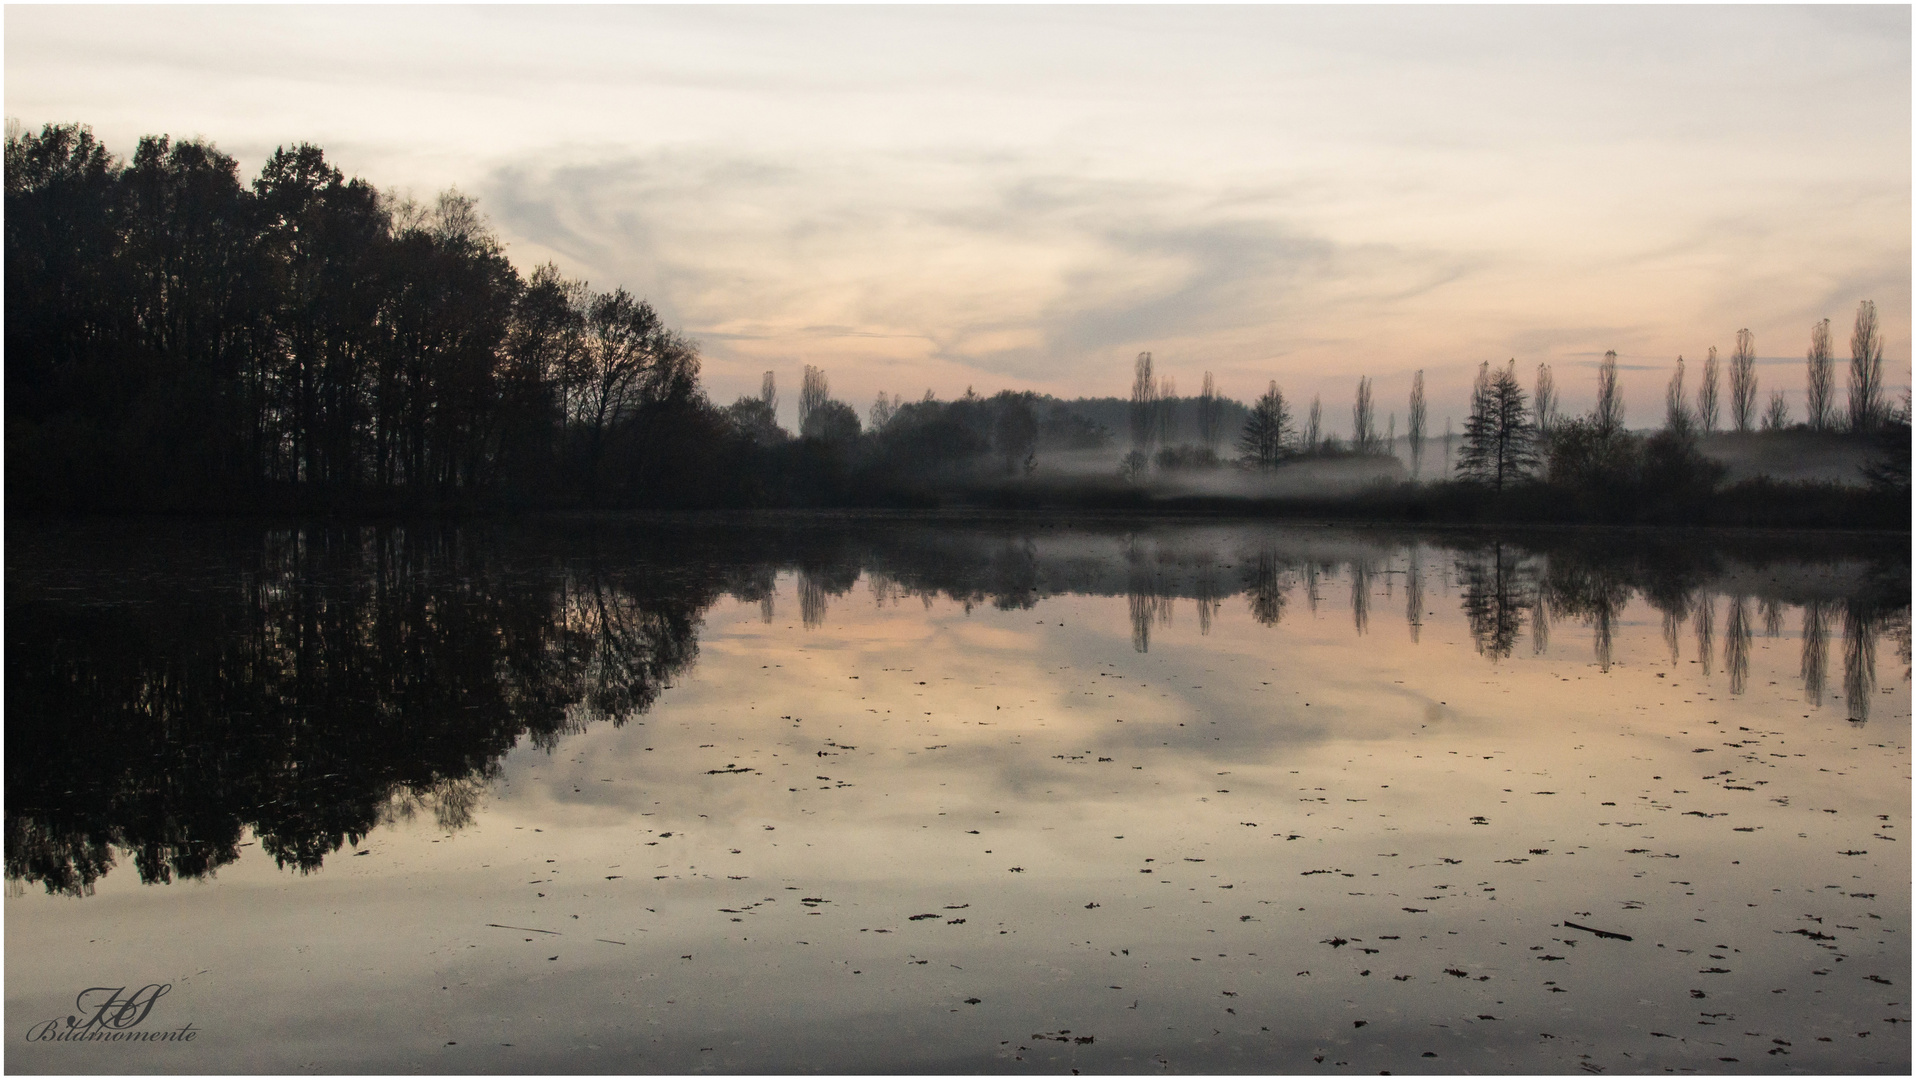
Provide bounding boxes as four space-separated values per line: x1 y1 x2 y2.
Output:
6 519 1908 1073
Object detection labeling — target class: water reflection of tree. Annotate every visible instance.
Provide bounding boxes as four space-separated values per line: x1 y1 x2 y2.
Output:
7 526 721 896
1456 544 1538 660
1541 556 1631 672
1245 548 1290 627
1694 596 1716 677
1660 596 1688 666
1842 599 1879 722
1350 559 1373 636
1801 600 1830 707
1194 550 1222 635
1724 596 1752 695
1124 537 1175 652
1404 550 1424 643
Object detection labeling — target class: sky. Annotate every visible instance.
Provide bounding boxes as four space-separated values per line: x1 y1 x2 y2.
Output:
6 5 1910 432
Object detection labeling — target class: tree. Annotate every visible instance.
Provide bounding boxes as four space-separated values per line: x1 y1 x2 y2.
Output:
1153 374 1173 447
1129 351 1156 456
1696 346 1720 433
992 390 1039 474
1408 369 1427 477
1729 329 1757 433
1594 350 1624 436
1805 320 1833 431
868 390 899 432
1456 360 1538 490
1532 362 1556 439
567 288 691 500
1860 390 1910 494
801 399 860 443
1664 355 1693 434
1238 381 1291 469
1351 376 1375 454
799 364 829 434
1848 300 1884 432
1761 389 1789 432
1197 371 1222 453
1304 395 1322 452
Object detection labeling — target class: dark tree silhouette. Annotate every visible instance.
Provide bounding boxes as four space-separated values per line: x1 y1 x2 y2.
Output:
1238 381 1292 469
1457 360 1538 490
1730 329 1757 433
1593 350 1624 436
1696 346 1720 433
1805 320 1834 431
1849 300 1885 432
1408 370 1427 478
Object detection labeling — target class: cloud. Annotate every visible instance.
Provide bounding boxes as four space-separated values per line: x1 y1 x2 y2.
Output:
482 148 1502 402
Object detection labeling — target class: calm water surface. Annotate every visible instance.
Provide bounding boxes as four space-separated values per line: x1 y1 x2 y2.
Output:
6 520 1910 1074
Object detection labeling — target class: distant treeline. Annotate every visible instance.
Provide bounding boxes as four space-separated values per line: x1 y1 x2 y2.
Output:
6 123 1908 526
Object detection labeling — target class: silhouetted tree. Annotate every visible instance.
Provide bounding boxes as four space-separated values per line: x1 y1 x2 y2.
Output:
992 390 1039 474
1351 376 1375 454
868 390 900 432
1664 355 1693 434
569 288 673 499
1761 389 1789 432
1594 349 1624 436
1860 390 1911 495
799 364 829 434
1157 374 1177 447
1238 381 1292 469
1304 394 1322 452
1408 369 1427 478
1532 362 1557 440
1129 351 1157 457
1730 329 1757 433
1848 300 1884 432
1457 360 1537 490
1197 371 1223 454
1805 320 1834 431
1696 345 1720 433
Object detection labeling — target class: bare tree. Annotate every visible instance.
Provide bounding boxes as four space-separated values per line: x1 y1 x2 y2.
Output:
1197 371 1222 452
761 370 777 413
868 391 898 431
1805 319 1834 431
1848 300 1884 432
1352 376 1375 453
1408 369 1427 477
1158 374 1177 447
1664 355 1693 434
798 365 829 433
1696 346 1720 433
1532 362 1557 439
1129 351 1157 454
1761 389 1789 431
1304 395 1322 452
1594 349 1624 435
1238 381 1292 469
1730 329 1757 433
567 287 690 501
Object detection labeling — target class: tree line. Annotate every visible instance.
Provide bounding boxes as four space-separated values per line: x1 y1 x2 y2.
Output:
8 122 1906 517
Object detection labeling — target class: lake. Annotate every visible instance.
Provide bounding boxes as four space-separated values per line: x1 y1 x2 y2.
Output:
6 518 1909 1074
